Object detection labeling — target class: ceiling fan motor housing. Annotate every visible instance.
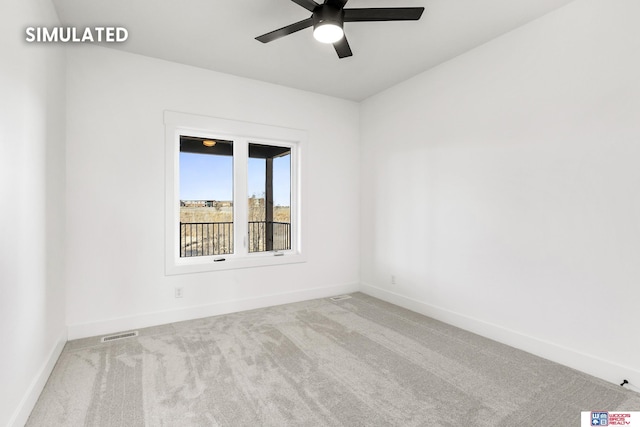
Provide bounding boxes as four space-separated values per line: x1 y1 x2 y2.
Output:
313 5 345 31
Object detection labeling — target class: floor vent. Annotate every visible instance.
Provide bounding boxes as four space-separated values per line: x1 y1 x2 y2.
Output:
101 331 139 343
329 295 352 302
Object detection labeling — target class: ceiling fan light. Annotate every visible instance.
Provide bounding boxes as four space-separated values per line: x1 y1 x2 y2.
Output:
313 22 344 44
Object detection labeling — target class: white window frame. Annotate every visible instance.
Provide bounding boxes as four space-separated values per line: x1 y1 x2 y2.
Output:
164 111 306 275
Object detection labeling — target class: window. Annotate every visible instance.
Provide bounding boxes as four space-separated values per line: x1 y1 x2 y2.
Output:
247 143 292 253
179 136 234 257
165 111 306 275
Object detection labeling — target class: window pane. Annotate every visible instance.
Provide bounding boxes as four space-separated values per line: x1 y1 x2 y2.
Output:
179 136 233 257
248 143 291 253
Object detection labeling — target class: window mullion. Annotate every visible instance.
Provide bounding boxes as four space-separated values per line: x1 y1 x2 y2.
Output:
290 144 299 254
233 138 249 256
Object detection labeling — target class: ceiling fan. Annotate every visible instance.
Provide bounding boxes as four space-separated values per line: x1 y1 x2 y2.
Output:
255 0 425 58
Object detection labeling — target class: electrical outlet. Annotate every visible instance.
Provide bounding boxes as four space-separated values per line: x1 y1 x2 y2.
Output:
391 275 396 285
174 287 183 298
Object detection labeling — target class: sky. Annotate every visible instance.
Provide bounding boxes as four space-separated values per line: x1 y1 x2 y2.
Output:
179 152 291 206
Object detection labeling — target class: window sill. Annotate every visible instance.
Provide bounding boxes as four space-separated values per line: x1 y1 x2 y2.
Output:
165 251 307 275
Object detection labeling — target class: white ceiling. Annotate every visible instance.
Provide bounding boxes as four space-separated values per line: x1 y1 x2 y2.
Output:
51 0 576 101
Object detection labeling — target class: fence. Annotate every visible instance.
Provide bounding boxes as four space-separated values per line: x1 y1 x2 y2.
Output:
180 221 290 257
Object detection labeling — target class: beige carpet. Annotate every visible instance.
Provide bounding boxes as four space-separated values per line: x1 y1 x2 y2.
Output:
27 293 640 426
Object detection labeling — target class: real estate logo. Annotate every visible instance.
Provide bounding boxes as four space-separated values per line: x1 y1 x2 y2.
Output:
25 27 128 43
583 411 640 426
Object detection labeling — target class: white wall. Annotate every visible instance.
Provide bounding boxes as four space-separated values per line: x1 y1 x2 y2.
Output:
360 0 640 386
65 46 360 338
0 1 67 425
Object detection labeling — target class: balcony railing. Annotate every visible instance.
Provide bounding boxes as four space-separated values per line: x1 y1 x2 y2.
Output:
180 221 290 257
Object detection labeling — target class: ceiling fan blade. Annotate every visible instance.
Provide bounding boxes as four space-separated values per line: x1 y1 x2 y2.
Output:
326 0 348 9
255 18 314 43
291 0 320 12
343 7 424 22
333 36 352 58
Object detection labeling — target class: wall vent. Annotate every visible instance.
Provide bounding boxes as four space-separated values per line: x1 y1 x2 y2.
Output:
101 331 139 343
329 295 352 302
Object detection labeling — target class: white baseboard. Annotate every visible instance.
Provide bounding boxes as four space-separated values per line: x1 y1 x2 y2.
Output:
68 282 360 340
360 282 640 390
9 329 67 427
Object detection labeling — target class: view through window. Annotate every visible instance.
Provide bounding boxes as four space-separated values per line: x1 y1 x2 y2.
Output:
248 143 291 253
179 136 291 258
179 136 234 257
